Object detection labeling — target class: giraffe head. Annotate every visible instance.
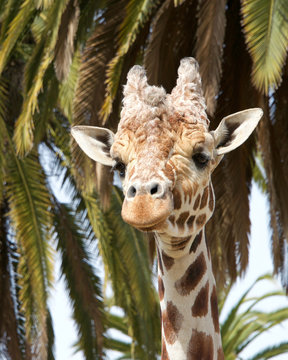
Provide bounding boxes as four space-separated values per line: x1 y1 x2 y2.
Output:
72 58 262 243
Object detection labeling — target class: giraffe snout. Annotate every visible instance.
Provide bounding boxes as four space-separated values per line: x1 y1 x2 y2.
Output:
122 181 172 230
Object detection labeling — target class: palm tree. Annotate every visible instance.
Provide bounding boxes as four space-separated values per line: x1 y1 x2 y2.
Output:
1 0 288 358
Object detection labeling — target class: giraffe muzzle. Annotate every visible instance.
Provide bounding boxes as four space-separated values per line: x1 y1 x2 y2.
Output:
121 189 173 230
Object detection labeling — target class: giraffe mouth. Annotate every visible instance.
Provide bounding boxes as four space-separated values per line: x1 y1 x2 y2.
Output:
121 194 173 230
135 219 167 232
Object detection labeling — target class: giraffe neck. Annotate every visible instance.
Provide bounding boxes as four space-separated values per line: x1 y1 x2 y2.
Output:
156 230 224 360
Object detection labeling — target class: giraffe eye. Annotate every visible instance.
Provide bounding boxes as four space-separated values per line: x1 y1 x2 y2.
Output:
192 153 210 169
112 161 126 178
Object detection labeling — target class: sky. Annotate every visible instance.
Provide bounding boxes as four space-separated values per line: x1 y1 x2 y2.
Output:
48 180 288 359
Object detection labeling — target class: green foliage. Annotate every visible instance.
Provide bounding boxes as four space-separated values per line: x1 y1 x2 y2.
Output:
242 0 288 93
221 274 288 359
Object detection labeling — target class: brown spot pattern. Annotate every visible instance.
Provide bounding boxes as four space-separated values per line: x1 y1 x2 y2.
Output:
187 329 213 360
161 339 170 360
162 251 175 270
189 231 203 254
162 301 184 344
196 214 206 227
187 215 195 229
193 194 201 210
175 252 207 296
217 348 225 360
208 184 214 212
168 215 175 226
158 276 165 301
200 186 209 209
211 286 220 333
176 211 190 230
173 188 182 210
192 281 209 317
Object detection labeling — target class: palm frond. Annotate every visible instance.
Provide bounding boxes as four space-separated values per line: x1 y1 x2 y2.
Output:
248 342 288 360
58 48 80 121
0 206 26 360
54 0 80 82
257 91 288 289
84 188 161 359
221 274 288 359
207 0 258 286
0 0 35 74
13 0 70 156
195 0 226 115
5 144 54 356
53 202 105 359
144 0 197 92
241 0 288 94
100 0 158 121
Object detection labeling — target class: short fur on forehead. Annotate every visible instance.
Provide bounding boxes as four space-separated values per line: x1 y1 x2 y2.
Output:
118 57 209 133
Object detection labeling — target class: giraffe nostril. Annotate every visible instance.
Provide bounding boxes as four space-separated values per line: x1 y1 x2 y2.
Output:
150 183 159 195
127 185 137 198
149 182 164 197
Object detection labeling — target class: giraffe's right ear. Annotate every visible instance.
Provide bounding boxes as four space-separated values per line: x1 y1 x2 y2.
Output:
71 126 115 166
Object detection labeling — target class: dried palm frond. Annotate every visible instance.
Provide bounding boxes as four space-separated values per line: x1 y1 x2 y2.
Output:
195 0 226 116
54 0 80 82
257 90 288 289
145 0 197 92
208 0 258 286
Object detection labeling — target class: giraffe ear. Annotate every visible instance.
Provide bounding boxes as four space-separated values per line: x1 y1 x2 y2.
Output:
212 108 263 155
71 126 114 166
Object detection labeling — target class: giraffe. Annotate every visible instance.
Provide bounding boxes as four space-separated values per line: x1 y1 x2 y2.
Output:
71 58 262 360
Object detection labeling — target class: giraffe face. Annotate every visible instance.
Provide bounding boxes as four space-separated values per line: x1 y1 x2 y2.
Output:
72 58 262 237
110 117 216 235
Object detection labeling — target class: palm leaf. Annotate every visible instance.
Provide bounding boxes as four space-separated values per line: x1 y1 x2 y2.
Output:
221 274 288 359
100 0 159 121
257 93 288 288
241 0 288 94
13 0 70 156
5 143 53 357
54 0 80 81
0 0 35 74
195 0 226 115
53 201 105 359
144 0 198 92
207 0 258 286
248 342 288 360
58 48 80 121
0 207 27 360
84 188 161 359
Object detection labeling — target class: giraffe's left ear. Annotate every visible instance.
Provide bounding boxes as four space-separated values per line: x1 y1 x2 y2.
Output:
71 125 115 166
212 108 263 155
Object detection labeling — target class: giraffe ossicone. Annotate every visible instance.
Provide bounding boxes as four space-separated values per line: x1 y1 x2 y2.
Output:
72 57 263 360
